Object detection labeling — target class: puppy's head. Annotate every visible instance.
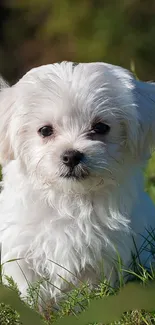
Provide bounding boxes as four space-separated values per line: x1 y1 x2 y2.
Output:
0 62 155 192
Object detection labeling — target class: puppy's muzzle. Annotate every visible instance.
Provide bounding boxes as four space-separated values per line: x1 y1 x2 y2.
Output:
62 150 84 168
60 150 89 180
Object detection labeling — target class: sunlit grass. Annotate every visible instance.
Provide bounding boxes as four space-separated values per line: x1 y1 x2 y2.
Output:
1 264 155 325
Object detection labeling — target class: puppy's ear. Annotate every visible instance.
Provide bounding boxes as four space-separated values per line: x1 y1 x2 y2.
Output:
135 80 155 158
0 77 14 166
107 64 155 159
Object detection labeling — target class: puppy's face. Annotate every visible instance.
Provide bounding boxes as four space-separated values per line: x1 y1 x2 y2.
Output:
0 62 154 192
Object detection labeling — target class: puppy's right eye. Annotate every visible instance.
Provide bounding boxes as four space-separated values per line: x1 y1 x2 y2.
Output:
91 122 110 135
38 125 53 137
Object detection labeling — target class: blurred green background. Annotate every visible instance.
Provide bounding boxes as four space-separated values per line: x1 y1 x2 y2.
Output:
0 0 155 197
0 0 155 84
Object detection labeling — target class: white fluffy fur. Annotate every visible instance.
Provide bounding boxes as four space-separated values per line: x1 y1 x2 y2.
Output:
0 61 155 305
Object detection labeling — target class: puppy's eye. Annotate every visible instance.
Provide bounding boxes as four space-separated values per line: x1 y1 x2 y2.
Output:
92 122 110 135
38 125 53 137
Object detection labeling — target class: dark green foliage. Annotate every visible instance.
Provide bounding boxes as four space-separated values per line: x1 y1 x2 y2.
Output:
0 1 155 83
0 303 21 325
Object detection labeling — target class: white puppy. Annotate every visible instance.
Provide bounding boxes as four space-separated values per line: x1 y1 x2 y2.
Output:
0 61 155 304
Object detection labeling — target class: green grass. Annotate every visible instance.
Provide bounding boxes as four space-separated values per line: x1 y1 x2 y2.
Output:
1 270 155 325
1 155 155 324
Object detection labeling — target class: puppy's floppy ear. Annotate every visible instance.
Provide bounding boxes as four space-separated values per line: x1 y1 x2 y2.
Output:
135 80 155 157
0 77 14 166
108 64 155 158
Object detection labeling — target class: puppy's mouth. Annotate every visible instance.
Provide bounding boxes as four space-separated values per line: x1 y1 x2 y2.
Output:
60 167 89 180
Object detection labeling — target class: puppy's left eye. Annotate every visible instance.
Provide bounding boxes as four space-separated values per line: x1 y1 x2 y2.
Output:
38 125 53 137
92 122 110 135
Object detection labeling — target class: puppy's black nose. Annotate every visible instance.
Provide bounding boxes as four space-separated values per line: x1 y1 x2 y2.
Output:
62 150 84 168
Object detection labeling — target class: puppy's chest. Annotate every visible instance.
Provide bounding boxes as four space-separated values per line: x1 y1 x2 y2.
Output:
23 199 110 270
27 204 102 255
1 189 118 276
